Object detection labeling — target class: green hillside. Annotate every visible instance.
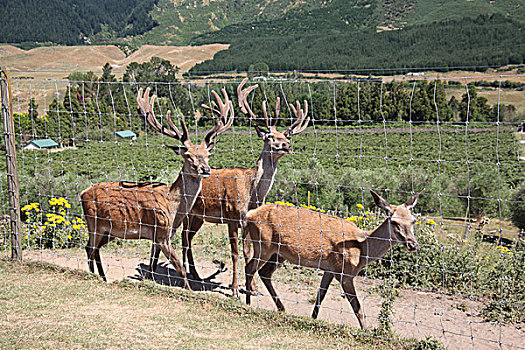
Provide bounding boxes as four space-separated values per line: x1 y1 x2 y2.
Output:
0 0 158 45
189 13 525 74
186 0 525 74
402 0 525 26
1 0 525 72
131 0 329 45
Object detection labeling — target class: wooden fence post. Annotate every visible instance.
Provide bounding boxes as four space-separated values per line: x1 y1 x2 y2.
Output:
1 67 22 260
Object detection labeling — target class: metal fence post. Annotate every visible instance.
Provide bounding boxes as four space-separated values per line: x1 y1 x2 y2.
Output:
1 67 22 260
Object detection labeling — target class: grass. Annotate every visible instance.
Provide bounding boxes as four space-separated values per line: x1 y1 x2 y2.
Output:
0 259 415 350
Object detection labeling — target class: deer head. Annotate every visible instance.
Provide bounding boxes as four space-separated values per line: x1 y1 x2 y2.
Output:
137 87 234 178
237 78 310 160
371 190 422 252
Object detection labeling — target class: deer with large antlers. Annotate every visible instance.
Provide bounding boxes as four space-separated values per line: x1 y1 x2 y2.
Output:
81 87 234 289
243 190 421 329
178 78 310 296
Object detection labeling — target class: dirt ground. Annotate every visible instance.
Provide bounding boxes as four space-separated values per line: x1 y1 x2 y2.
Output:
22 235 524 350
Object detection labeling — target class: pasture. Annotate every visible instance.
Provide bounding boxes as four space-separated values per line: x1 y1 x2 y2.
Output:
1 260 402 350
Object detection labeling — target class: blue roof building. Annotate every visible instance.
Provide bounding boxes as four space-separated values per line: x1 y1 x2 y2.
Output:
24 139 59 150
115 130 137 139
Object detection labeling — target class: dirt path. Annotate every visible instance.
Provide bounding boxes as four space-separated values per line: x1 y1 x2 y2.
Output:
23 247 524 350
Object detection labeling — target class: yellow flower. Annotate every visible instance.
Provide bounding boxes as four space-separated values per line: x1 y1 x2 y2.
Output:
356 204 364 210
427 219 436 225
346 216 358 223
496 245 512 255
24 235 29 240
22 202 41 212
67 234 72 239
274 200 294 207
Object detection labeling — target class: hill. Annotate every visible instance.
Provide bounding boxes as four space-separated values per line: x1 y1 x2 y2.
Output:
1 0 525 73
0 0 158 45
189 12 525 74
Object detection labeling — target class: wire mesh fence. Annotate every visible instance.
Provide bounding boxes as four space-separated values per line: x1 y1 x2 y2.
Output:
1 71 524 349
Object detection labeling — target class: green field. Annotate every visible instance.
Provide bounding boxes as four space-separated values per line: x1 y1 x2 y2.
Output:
6 126 522 220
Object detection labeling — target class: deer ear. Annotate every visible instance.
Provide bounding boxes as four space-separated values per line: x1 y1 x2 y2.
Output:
370 190 392 216
405 190 424 209
166 145 188 156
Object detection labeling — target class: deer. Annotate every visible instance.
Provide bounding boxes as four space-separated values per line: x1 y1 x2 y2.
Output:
177 78 310 296
243 190 421 329
81 86 234 289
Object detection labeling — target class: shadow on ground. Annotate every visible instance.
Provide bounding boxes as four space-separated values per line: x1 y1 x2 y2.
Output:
132 261 237 296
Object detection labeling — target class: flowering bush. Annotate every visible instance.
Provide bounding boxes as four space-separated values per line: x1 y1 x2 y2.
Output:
269 200 327 213
21 197 87 249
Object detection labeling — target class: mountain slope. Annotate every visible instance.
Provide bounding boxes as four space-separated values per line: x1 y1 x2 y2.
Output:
132 0 330 45
0 0 158 45
1 0 524 73
189 13 525 73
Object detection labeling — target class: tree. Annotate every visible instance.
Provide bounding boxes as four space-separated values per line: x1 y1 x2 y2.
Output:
248 62 270 77
459 85 492 122
384 82 410 121
411 81 434 122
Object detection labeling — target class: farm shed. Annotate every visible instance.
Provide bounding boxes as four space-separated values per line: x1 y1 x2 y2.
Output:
23 139 59 150
115 130 137 140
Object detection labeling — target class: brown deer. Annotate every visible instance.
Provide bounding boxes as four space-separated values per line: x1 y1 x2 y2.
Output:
81 87 234 289
243 190 421 329
179 78 310 296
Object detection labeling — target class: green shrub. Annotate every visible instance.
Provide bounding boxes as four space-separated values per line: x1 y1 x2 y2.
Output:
510 183 525 231
375 280 400 337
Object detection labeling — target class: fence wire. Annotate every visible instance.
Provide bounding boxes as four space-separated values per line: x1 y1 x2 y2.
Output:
1 73 524 349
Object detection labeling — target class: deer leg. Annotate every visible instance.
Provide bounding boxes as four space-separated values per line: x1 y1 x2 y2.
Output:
244 238 265 305
258 254 285 311
94 232 113 282
227 222 240 297
157 239 191 290
144 242 161 280
85 218 98 274
311 272 334 319
85 235 96 274
240 214 252 261
182 215 204 280
338 275 365 329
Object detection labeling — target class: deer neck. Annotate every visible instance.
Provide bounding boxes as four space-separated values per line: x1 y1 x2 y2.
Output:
249 143 281 209
361 220 399 263
169 162 203 222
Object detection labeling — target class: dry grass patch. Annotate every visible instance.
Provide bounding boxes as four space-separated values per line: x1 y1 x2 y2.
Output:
0 260 410 350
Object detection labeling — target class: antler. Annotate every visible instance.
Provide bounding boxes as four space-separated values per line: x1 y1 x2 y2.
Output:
285 100 310 137
201 88 235 147
237 78 277 133
137 87 190 144
262 98 280 133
